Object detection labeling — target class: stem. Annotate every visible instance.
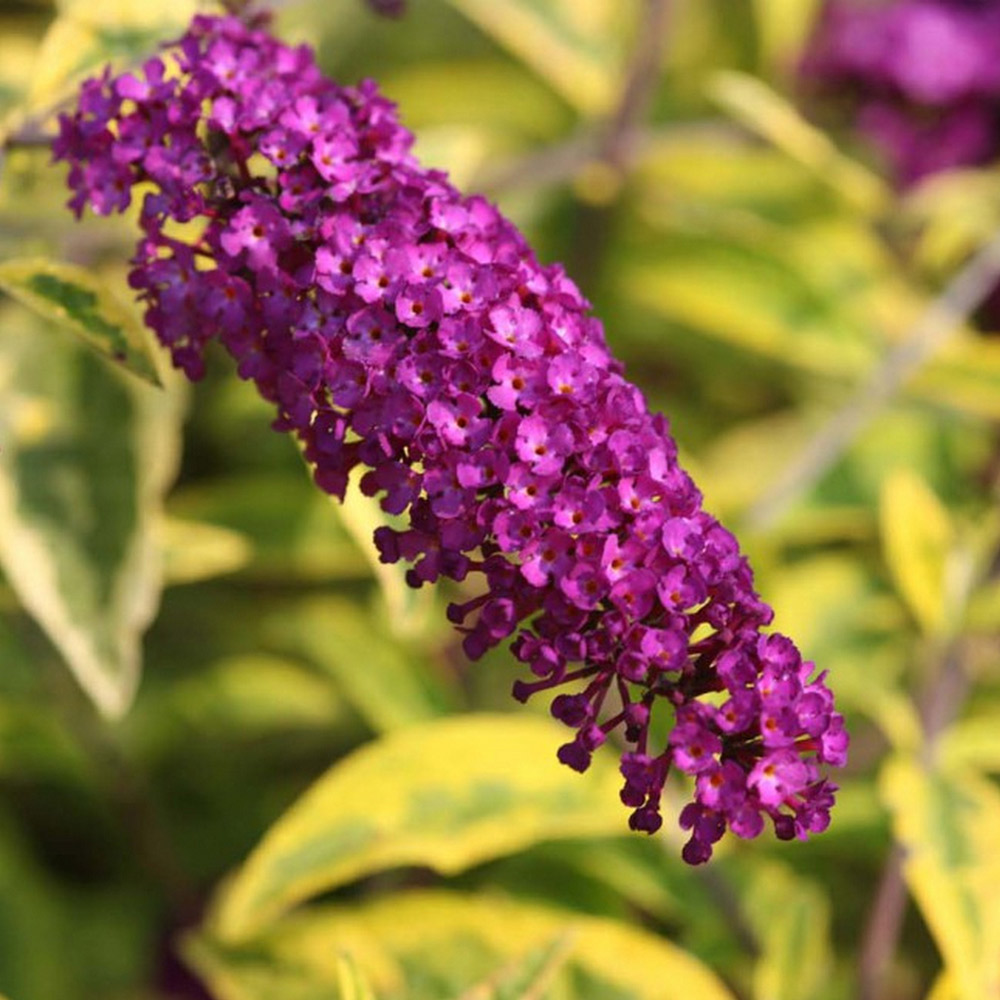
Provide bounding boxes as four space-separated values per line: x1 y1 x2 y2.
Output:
0 121 55 151
569 0 672 292
746 228 1000 531
601 0 673 173
476 121 740 197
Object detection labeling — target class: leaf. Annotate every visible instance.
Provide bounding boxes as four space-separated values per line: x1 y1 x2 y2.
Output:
709 71 890 215
336 481 437 639
383 58 570 141
939 711 1000 775
28 1 197 108
902 169 1000 276
208 714 630 942
191 890 735 1000
752 0 823 75
335 953 378 1000
161 517 253 586
0 302 183 716
261 595 451 733
182 940 348 1000
625 248 873 378
926 971 961 1000
136 654 345 745
880 756 1000 1000
912 336 1000 419
0 808 74 1000
168 474 370 583
0 258 161 385
879 470 957 637
742 862 832 1000
441 0 621 116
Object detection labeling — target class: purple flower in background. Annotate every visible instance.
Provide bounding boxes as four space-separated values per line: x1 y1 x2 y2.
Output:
801 0 1000 185
55 13 846 863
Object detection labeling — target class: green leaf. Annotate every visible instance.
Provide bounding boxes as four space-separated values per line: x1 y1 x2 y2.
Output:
168 474 370 583
709 71 890 215
878 470 958 637
0 303 183 715
182 939 346 1000
208 714 631 942
0 808 74 1000
192 890 735 1000
262 595 451 733
0 259 161 385
742 861 833 1000
880 756 1000 1000
441 0 621 116
135 654 345 746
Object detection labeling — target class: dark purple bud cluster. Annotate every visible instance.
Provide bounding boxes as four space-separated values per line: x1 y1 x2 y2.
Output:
55 13 846 863
802 0 1000 185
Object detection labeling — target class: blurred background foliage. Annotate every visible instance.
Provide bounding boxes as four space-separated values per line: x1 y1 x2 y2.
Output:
1 0 999 998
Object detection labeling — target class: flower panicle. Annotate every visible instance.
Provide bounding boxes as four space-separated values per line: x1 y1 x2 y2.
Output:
801 0 1000 185
55 13 847 863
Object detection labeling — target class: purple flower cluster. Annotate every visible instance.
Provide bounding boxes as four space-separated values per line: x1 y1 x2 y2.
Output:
802 0 1000 185
55 13 846 863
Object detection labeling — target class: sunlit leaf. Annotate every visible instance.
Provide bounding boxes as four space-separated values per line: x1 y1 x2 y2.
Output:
181 940 345 1000
0 258 161 385
336 481 437 639
193 890 735 1000
752 0 823 75
457 930 575 1000
878 470 957 637
161 517 253 586
881 756 1000 1000
709 71 890 214
926 970 961 1000
913 336 1000 419
0 303 182 715
939 712 1000 775
383 58 570 141
743 861 833 1000
965 578 1000 632
335 952 378 1000
902 170 1000 277
764 554 875 662
0 29 40 114
29 2 197 108
625 248 872 377
208 714 630 941
441 0 621 116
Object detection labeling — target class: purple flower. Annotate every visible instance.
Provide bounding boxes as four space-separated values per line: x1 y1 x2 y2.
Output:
802 0 1000 185
55 12 847 863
